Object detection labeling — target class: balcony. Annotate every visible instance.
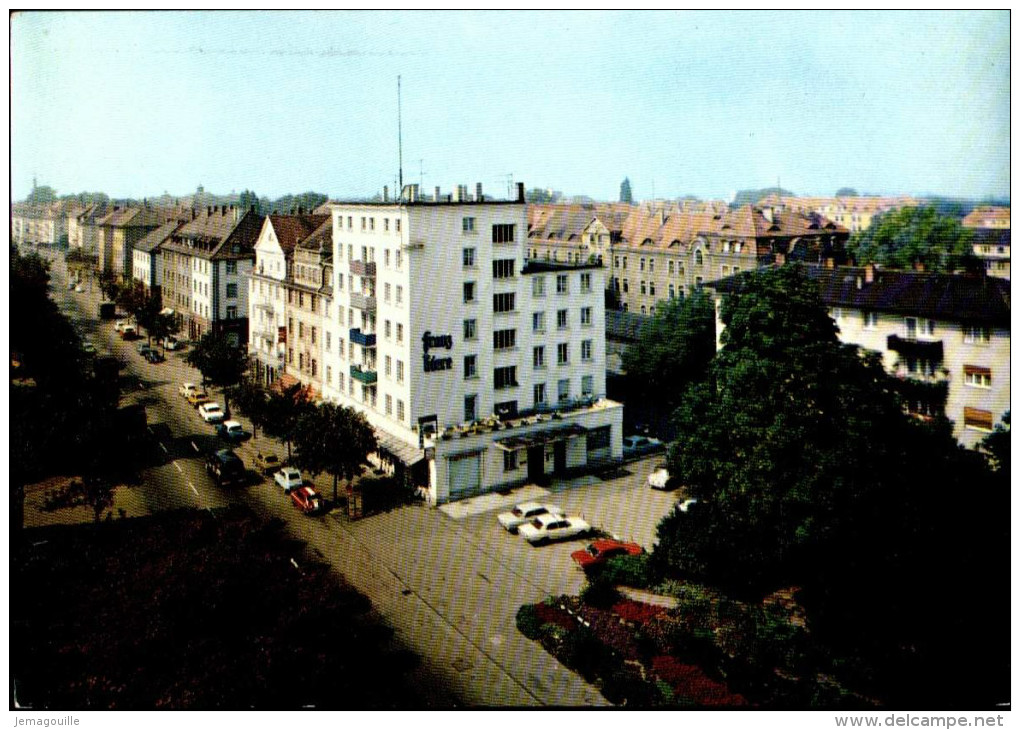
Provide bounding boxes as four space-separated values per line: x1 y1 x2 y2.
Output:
350 328 376 347
887 335 944 364
350 260 376 277
350 291 377 312
350 364 378 385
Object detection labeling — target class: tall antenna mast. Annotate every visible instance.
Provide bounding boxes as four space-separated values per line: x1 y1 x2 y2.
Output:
397 76 404 195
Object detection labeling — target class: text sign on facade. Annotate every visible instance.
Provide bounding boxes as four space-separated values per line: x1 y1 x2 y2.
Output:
422 331 453 372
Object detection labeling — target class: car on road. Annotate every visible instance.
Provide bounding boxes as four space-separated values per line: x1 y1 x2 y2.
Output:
648 465 675 490
198 402 225 423
205 448 245 486
163 336 180 351
622 435 664 458
114 319 132 333
518 514 592 545
137 342 154 355
120 324 138 340
179 382 199 398
571 539 644 571
254 451 282 475
497 502 565 533
274 467 304 494
143 349 165 363
75 284 84 293
215 420 251 442
290 486 323 514
187 391 212 408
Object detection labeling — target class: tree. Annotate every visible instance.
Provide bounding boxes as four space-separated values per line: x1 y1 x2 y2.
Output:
619 178 633 204
185 333 248 415
44 473 115 524
621 291 716 409
116 281 147 321
98 270 121 301
981 410 1010 485
238 189 261 213
26 184 58 204
292 403 377 504
525 188 559 204
834 187 858 197
262 383 315 460
230 379 272 440
848 205 979 273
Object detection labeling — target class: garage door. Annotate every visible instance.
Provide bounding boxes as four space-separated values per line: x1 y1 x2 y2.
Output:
448 453 481 497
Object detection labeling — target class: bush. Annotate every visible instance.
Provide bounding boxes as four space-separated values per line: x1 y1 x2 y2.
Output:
601 553 654 588
580 574 619 608
560 626 617 682
515 604 542 640
600 665 658 706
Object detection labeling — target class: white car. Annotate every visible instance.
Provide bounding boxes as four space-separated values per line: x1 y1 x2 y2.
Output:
497 502 565 533
114 319 132 333
75 284 84 293
679 498 699 513
163 336 180 351
274 467 304 494
179 382 199 398
518 514 592 545
198 402 225 423
648 466 673 490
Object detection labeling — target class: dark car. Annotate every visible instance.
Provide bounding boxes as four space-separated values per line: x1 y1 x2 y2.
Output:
143 349 165 363
205 448 245 486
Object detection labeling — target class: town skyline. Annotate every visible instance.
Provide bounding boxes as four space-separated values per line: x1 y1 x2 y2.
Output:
11 10 1010 202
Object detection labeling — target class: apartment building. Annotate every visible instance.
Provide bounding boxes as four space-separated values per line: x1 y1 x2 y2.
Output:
160 205 264 344
963 207 1010 280
96 206 163 281
11 201 71 245
529 202 849 315
248 213 330 390
709 264 1010 450
758 194 920 233
323 183 623 503
132 219 184 296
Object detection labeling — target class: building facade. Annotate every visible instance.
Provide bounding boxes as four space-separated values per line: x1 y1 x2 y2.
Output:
963 207 1010 280
321 184 623 504
132 219 184 296
709 264 1010 450
758 194 920 233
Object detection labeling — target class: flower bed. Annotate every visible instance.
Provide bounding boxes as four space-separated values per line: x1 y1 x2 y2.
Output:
651 655 747 706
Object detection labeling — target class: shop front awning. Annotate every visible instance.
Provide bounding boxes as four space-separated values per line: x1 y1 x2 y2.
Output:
375 429 425 466
493 424 587 452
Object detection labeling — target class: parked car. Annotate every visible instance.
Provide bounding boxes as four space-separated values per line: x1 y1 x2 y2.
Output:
187 392 212 408
198 402 225 423
497 502 565 533
75 284 84 293
518 514 591 545
290 486 322 514
81 340 97 355
179 382 199 398
205 448 245 486
274 467 304 494
647 465 675 490
571 539 645 571
137 342 154 355
622 435 664 458
120 325 138 340
254 452 282 475
143 349 165 363
215 420 251 442
114 319 132 333
163 336 180 351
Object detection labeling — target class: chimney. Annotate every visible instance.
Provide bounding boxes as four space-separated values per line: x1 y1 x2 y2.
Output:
775 252 786 266
221 206 227 216
434 186 441 202
298 206 304 215
476 182 483 202
865 263 875 284
517 182 525 203
383 186 389 203
456 184 468 202
207 206 212 216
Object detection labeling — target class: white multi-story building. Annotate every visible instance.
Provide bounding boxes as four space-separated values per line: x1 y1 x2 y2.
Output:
323 183 624 504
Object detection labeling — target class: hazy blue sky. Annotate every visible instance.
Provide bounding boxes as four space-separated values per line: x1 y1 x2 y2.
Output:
11 10 1010 202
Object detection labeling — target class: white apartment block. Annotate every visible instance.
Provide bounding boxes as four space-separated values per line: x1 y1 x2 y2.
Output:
710 264 1010 450
323 183 624 504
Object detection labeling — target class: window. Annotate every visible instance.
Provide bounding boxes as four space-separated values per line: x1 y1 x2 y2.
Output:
964 365 991 388
326 331 331 352
494 329 516 350
463 217 476 233
695 249 704 266
587 425 610 451
396 360 404 383
493 259 515 279
463 282 476 303
360 217 366 231
396 400 404 421
396 323 403 343
557 342 569 365
964 406 994 432
326 366 332 385
668 284 675 299
347 216 353 230
396 285 402 304
581 375 594 397
464 319 477 341
338 273 344 290
494 366 517 390
581 306 592 326
503 450 519 472
226 305 237 319
533 346 545 369
385 320 391 339
557 378 569 402
556 274 568 294
963 325 991 344
622 279 629 293
464 355 477 379
862 311 878 330
384 355 392 377
299 322 304 339
622 256 627 270
384 249 390 266
311 327 317 344
533 311 545 332
463 248 476 267
532 276 546 297
493 292 516 313
384 283 391 302
640 281 646 295
581 340 592 361
534 382 547 406
385 394 393 415
557 309 568 329
311 359 317 377
668 261 674 275
396 220 401 234
226 260 237 274
492 224 515 243
580 272 592 292
464 394 477 422
639 257 645 272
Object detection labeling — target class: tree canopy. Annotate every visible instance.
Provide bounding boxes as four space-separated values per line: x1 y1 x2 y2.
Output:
262 382 316 459
293 403 377 503
185 333 248 412
847 205 979 273
619 178 633 204
834 187 858 197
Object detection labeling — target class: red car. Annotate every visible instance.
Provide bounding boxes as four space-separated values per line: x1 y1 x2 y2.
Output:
290 486 322 514
570 539 644 570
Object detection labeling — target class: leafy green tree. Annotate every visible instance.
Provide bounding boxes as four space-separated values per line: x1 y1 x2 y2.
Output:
26 184 58 204
262 383 315 460
621 291 715 409
293 403 377 503
848 206 979 273
230 379 272 440
619 178 633 204
834 187 858 197
44 473 115 524
185 333 248 415
525 188 559 203
238 189 261 213
981 411 1010 484
98 270 121 301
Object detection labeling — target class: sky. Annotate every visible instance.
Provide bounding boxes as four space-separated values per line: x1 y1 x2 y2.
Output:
10 10 1011 203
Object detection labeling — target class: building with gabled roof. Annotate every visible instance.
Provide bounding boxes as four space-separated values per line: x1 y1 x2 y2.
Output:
97 206 165 281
